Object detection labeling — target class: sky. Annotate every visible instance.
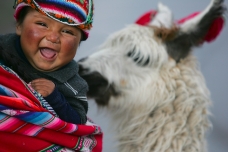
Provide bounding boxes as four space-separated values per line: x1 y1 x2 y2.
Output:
0 1 227 152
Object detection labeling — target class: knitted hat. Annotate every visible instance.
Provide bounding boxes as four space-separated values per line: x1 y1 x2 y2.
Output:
13 0 94 41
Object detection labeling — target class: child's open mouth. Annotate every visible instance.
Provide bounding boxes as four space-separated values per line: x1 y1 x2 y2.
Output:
40 48 57 59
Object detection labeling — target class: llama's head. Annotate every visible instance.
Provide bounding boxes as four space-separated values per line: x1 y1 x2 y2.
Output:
78 0 225 108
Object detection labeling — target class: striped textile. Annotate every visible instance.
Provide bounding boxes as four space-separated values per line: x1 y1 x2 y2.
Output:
0 63 103 152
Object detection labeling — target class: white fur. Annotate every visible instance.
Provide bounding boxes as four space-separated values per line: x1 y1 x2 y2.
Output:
81 25 211 152
78 1 223 151
180 0 217 32
150 2 174 28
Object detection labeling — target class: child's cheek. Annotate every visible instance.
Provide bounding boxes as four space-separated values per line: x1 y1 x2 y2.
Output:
24 28 44 43
64 38 79 54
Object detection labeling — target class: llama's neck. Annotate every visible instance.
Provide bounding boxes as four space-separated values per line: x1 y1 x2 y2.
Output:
108 56 211 152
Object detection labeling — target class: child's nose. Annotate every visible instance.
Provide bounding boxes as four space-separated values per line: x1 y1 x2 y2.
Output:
46 32 60 44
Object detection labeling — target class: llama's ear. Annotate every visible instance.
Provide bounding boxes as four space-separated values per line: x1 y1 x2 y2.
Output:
165 0 226 62
149 2 174 28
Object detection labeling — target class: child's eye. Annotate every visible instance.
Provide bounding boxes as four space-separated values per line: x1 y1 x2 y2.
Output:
62 30 74 35
36 22 47 27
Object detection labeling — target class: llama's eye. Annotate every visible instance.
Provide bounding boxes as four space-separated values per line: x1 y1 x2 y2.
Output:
127 49 150 67
142 57 150 66
135 56 150 66
127 49 136 57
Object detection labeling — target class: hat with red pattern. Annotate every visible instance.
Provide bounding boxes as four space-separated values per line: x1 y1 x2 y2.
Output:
13 0 94 41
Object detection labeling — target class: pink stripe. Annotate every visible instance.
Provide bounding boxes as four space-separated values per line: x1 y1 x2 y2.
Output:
43 117 64 128
23 125 42 136
0 116 21 131
44 117 77 133
39 4 85 23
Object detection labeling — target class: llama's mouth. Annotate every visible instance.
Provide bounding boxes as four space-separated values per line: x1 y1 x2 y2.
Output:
78 65 119 106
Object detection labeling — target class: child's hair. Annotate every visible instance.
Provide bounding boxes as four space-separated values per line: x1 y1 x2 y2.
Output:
13 0 94 41
16 7 30 26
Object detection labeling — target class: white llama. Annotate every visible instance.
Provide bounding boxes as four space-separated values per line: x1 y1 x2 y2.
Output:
78 0 226 151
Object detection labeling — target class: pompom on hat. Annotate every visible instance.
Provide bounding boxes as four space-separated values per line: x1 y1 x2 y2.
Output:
13 0 94 41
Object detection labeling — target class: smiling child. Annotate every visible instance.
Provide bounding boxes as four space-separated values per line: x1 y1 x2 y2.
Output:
0 0 94 124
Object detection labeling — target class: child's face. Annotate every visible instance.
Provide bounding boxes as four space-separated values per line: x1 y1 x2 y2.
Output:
16 9 82 72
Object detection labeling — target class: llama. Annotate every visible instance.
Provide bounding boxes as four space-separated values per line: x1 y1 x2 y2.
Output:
78 0 226 151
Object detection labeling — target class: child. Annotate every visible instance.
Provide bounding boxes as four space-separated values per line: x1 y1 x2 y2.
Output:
0 0 94 124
